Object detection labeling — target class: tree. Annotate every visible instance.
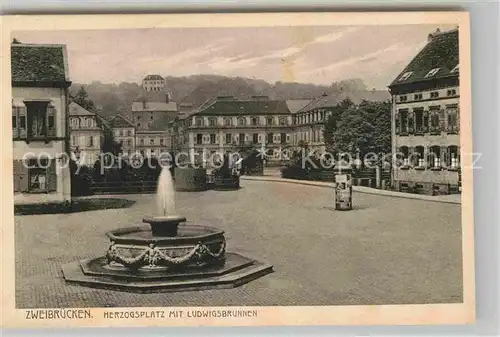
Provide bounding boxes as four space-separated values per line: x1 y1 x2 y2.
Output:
323 98 354 151
71 86 95 111
323 99 391 164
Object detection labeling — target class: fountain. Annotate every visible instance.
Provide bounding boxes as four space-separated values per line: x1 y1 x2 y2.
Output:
61 166 273 292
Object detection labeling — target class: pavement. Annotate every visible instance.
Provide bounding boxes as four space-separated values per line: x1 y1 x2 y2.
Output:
242 175 462 205
15 179 462 308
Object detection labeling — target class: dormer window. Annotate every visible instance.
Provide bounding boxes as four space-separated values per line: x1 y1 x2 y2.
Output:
451 64 459 73
425 68 440 78
399 72 413 81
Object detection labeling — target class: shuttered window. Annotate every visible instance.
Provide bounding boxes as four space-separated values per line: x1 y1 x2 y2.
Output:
12 158 57 193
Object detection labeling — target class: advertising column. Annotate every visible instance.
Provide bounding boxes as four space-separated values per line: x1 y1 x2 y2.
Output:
334 166 353 211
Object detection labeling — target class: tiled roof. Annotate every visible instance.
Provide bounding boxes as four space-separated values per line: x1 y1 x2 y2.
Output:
11 44 70 84
192 97 291 116
298 91 390 113
109 114 135 128
69 102 94 116
389 28 459 87
286 99 314 114
143 74 164 81
132 101 178 112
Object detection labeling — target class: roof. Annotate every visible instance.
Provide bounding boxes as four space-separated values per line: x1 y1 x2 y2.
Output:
132 101 178 112
297 91 390 113
11 43 70 85
192 97 291 116
69 102 95 116
109 114 135 128
390 28 459 87
286 99 313 114
143 74 164 81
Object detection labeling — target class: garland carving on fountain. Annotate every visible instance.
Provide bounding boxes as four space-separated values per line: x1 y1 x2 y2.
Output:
106 240 226 269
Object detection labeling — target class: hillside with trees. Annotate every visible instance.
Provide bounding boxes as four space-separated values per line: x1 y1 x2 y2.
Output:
69 75 384 119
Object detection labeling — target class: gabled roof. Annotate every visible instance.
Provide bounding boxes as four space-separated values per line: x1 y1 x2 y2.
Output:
297 91 390 113
389 28 459 87
11 43 70 86
69 102 95 116
109 114 135 128
143 74 164 81
132 101 178 112
192 97 291 116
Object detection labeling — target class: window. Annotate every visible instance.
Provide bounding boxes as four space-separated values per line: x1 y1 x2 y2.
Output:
137 116 141 120
196 134 203 145
425 68 440 78
447 105 459 133
224 118 232 127
150 116 154 120
280 133 287 144
14 158 57 193
137 123 141 127
150 139 155 145
279 117 288 126
267 132 274 144
414 108 424 133
251 117 259 126
447 89 457 96
119 130 123 136
399 109 408 134
399 95 408 102
88 136 94 147
448 146 460 169
451 64 459 73
429 107 441 133
399 146 410 166
72 136 77 146
195 118 204 127
140 138 145 145
252 133 258 144
127 130 132 136
210 134 216 144
209 118 216 126
160 138 164 145
429 146 441 168
414 146 425 167
238 117 246 126
25 101 53 138
267 117 274 126
239 133 245 145
414 93 423 100
225 133 232 144
399 71 413 81
430 91 439 99
127 139 132 146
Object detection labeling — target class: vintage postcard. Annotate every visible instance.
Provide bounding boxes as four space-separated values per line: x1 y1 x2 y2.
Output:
0 12 475 328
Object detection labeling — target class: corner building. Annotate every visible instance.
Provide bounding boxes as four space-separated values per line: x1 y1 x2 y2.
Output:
388 28 460 195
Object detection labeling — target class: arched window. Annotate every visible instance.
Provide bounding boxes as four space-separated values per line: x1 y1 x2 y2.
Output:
448 145 459 169
251 117 259 126
238 117 246 126
208 117 217 127
195 117 204 127
224 117 232 127
279 117 288 126
428 146 441 168
399 146 409 166
414 146 425 167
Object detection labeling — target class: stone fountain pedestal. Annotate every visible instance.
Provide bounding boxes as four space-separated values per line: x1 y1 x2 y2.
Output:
61 215 273 293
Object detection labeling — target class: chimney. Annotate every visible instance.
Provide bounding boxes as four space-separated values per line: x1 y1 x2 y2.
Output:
165 94 169 104
428 28 441 42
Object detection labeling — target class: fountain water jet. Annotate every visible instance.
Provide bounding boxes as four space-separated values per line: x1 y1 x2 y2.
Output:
61 165 273 292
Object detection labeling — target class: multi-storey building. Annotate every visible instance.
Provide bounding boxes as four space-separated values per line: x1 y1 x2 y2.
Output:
108 114 136 156
388 28 460 195
178 96 311 165
142 74 165 92
134 115 173 157
68 102 105 165
292 91 390 153
132 99 177 131
11 43 72 204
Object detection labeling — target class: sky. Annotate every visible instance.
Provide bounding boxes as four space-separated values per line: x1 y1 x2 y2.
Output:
14 24 456 89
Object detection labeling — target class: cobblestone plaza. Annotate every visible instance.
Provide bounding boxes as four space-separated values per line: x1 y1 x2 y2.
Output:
15 180 462 308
